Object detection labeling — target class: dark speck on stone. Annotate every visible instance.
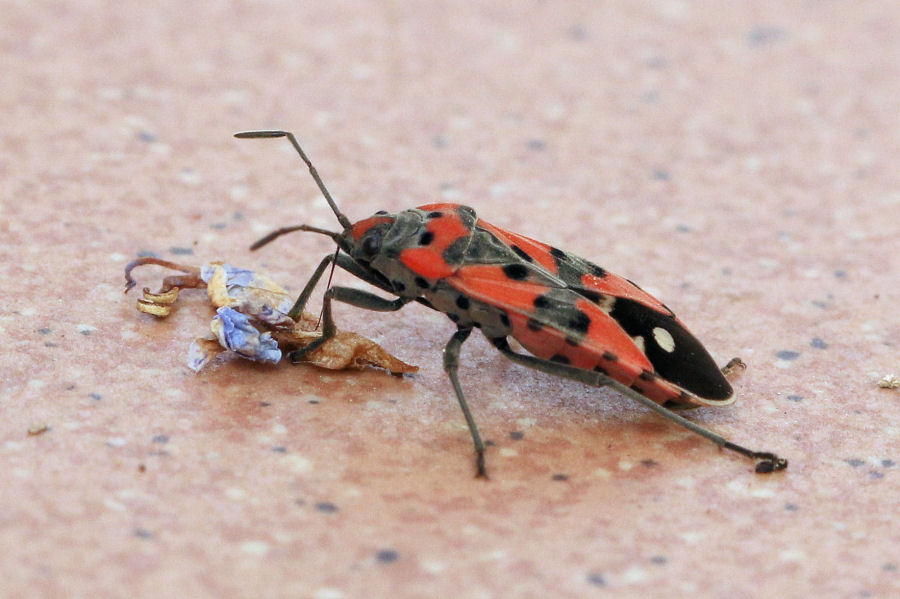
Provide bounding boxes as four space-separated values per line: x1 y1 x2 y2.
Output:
89 393 102 401
882 459 895 468
650 555 667 565
810 338 828 349
315 501 338 513
652 169 671 181
883 563 897 572
567 24 589 41
833 270 847 278
152 434 169 444
784 503 799 511
869 471 884 479
509 431 524 441
552 473 568 481
776 350 800 360
271 446 287 454
747 26 787 46
641 459 658 468
376 549 399 563
170 247 194 256
845 458 865 468
134 528 153 539
587 573 605 587
38 327 52 335
260 401 271 407
137 131 157 143
527 139 546 150
137 249 158 258
210 222 227 230
787 395 803 402
675 224 692 233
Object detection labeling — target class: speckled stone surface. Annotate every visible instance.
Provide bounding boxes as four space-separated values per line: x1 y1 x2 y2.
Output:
2 2 899 598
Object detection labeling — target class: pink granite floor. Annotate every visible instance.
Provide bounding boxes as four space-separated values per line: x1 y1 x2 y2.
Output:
2 2 899 597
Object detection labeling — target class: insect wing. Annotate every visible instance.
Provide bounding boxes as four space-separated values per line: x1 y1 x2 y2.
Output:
458 221 734 405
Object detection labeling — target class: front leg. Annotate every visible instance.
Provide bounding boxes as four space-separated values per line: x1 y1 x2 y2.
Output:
287 252 397 320
288 286 412 362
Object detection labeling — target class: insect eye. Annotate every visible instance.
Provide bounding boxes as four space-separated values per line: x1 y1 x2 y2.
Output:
361 231 381 258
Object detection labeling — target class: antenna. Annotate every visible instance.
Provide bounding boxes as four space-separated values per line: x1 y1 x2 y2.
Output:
235 130 353 231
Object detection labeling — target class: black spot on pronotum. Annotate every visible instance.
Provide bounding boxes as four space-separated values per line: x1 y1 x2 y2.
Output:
455 295 470 310
427 211 442 218
593 365 609 375
511 245 533 262
602 351 618 362
419 231 435 246
527 318 543 331
639 370 657 382
502 263 529 280
375 210 389 215
533 295 551 309
550 354 571 365
414 277 430 289
565 336 579 346
448 313 460 323
499 312 510 328
549 247 566 259
392 280 406 292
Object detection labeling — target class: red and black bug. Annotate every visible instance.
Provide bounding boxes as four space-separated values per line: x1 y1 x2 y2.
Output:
236 130 787 477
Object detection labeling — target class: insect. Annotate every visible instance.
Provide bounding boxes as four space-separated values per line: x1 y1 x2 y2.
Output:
236 130 788 477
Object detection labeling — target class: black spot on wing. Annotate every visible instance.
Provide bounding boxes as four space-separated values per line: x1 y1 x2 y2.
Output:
502 264 529 280
609 297 732 400
533 295 551 310
511 245 533 262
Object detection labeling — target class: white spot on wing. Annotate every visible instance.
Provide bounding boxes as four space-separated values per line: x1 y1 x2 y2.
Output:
631 335 646 353
594 294 616 313
652 327 676 353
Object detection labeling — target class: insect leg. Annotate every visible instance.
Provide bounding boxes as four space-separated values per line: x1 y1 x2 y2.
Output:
287 285 412 362
491 338 787 474
442 327 488 478
286 253 397 320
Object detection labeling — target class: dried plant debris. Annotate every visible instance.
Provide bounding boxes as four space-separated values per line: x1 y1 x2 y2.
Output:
124 257 417 375
877 374 899 389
